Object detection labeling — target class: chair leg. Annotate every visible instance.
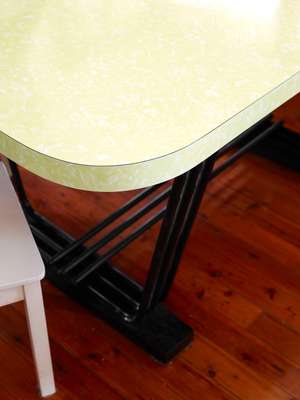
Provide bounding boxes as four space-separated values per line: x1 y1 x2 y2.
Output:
23 281 56 397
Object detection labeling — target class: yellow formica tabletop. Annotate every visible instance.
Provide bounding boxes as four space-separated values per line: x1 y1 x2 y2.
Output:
0 0 300 191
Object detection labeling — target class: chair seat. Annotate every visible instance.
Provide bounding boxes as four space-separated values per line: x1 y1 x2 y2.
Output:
0 162 44 290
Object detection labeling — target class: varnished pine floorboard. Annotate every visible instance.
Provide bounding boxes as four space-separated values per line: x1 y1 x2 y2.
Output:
1 98 300 399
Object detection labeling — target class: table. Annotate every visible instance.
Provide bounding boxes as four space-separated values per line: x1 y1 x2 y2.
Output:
0 0 300 362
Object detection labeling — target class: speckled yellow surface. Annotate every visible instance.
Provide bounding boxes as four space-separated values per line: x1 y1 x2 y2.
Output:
0 0 300 191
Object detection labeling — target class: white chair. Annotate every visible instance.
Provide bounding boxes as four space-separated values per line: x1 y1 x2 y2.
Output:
0 161 55 397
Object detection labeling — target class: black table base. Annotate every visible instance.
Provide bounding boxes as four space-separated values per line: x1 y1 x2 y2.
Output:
7 115 286 362
254 125 300 172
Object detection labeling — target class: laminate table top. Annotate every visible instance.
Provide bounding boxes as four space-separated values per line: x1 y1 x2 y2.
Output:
0 0 300 191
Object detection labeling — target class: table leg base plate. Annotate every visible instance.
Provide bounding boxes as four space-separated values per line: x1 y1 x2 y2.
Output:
29 209 193 363
46 261 193 363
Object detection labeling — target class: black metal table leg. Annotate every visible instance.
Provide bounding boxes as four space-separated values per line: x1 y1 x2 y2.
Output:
7 157 215 362
6 115 283 362
5 158 33 213
139 157 216 316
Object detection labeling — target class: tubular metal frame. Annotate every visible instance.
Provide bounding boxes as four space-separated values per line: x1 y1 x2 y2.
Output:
7 115 282 362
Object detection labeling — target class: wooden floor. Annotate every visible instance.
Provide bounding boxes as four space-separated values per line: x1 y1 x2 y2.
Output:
1 132 300 399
